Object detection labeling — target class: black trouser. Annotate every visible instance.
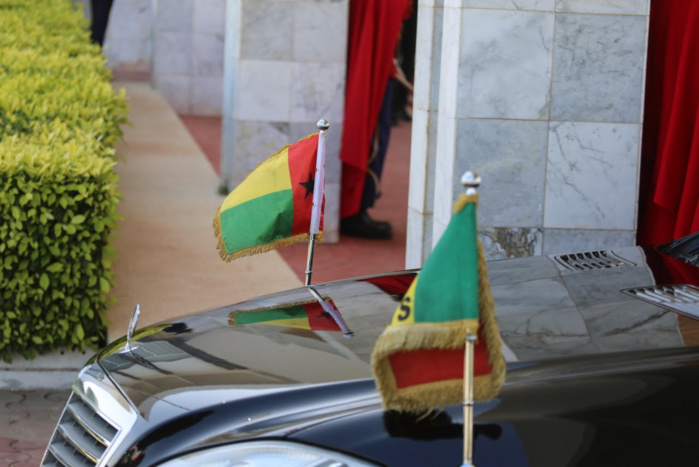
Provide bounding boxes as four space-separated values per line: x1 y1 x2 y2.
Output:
90 0 114 46
361 79 395 210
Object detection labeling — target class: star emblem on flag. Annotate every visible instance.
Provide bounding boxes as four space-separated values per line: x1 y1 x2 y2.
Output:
300 171 315 199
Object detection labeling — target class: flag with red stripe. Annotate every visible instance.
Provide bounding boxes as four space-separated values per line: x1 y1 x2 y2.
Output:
214 133 324 261
371 193 505 413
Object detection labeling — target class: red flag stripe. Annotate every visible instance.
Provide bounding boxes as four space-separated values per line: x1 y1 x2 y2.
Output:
388 332 494 390
304 302 342 331
288 134 323 236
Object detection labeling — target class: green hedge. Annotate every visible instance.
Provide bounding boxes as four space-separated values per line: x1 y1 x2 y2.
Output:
0 0 128 362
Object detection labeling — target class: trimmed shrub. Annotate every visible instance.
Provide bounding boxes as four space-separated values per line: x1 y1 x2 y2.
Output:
0 0 127 361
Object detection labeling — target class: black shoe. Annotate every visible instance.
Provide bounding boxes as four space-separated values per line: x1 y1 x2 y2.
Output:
341 211 393 240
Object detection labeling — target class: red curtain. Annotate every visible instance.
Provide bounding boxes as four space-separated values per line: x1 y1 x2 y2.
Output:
339 0 412 218
638 0 699 245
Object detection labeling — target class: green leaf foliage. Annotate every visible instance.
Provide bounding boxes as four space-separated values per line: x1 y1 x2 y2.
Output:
0 0 128 362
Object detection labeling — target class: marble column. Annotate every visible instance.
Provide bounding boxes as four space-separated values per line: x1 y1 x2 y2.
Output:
405 0 444 269
221 0 348 242
410 0 650 263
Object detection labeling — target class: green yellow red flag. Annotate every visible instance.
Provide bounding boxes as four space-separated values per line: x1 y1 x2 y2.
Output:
371 193 505 413
214 133 323 261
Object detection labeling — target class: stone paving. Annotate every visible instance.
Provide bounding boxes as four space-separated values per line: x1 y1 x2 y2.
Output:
0 390 70 466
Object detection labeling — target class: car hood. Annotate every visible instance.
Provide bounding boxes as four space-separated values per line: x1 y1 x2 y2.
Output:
97 244 699 417
97 244 699 465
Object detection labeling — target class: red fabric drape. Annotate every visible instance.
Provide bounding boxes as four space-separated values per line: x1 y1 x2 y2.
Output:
339 0 411 218
638 0 699 245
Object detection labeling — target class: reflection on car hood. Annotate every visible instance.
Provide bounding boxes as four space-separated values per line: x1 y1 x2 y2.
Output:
98 245 699 417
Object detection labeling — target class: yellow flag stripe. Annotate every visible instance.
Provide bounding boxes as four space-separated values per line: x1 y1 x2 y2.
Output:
390 276 417 326
220 147 292 212
263 317 311 330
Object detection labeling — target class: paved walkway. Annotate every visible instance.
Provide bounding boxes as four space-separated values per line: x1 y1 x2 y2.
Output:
107 82 303 342
0 390 70 466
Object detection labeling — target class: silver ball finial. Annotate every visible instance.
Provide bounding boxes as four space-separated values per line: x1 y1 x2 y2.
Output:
317 119 330 132
461 171 481 195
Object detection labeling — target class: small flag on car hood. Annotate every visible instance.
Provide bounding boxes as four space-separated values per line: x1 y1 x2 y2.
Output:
228 299 342 332
371 193 505 412
214 133 324 261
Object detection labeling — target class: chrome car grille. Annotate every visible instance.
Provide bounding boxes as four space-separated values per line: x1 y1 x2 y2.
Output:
42 363 137 466
42 392 118 466
554 250 635 271
623 285 699 319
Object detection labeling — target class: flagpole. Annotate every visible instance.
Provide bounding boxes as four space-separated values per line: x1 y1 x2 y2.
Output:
463 332 477 467
461 171 481 467
305 119 329 286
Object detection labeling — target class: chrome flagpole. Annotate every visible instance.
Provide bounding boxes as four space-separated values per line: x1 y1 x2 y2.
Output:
305 119 329 286
461 171 481 467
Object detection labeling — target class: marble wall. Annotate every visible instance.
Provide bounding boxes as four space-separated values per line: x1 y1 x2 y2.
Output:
407 0 650 267
104 0 153 74
151 0 226 115
220 0 349 242
77 0 224 115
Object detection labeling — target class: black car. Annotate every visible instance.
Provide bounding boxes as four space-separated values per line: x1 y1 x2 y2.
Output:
42 232 699 466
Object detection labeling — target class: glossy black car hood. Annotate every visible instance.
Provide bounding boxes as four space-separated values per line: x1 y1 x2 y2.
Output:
98 244 699 465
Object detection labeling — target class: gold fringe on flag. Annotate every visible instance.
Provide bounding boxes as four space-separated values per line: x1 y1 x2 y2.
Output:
213 206 323 262
370 239 506 413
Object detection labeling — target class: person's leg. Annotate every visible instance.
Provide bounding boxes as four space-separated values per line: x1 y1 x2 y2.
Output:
341 80 395 239
362 79 395 210
90 0 114 47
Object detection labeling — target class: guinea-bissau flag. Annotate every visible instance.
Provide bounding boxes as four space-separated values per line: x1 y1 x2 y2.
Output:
214 133 323 261
371 193 506 413
228 300 342 332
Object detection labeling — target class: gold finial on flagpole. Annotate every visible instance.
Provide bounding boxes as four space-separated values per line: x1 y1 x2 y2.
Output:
461 171 479 467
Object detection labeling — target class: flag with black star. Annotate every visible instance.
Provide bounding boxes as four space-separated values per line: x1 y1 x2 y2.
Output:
215 133 324 261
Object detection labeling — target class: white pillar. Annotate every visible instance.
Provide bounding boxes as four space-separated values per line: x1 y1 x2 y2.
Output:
406 0 444 269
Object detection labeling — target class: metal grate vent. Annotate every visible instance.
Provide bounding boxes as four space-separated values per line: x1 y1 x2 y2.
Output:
554 250 635 271
42 392 119 466
623 285 699 319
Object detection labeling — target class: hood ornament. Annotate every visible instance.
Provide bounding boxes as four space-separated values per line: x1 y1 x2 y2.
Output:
123 304 140 353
